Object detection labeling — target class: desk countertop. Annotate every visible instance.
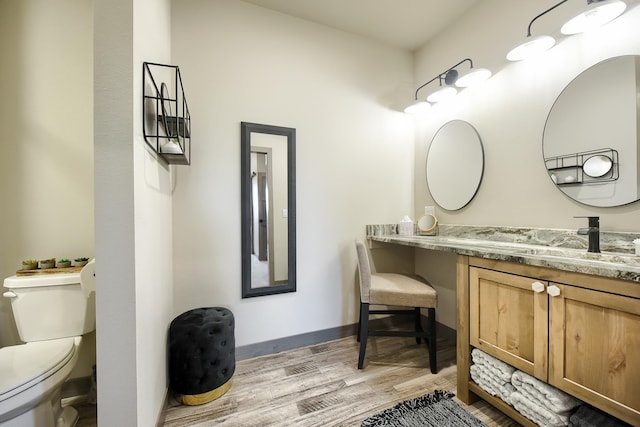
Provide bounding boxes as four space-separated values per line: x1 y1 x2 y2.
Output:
368 234 640 283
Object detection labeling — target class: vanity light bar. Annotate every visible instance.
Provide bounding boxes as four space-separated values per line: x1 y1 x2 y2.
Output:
404 58 492 114
507 0 627 62
406 1 628 114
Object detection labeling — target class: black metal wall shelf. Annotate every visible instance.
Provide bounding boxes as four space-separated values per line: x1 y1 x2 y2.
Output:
143 62 191 165
545 148 618 186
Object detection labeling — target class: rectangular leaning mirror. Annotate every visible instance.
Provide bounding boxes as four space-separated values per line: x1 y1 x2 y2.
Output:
241 122 296 298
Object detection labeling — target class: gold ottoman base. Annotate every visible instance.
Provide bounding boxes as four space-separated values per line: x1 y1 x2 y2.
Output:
179 380 232 406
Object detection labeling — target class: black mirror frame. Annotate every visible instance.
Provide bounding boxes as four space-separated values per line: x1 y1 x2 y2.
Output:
241 122 296 298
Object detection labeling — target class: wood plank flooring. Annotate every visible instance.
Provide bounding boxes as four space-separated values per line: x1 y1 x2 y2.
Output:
74 331 519 426
156 332 519 427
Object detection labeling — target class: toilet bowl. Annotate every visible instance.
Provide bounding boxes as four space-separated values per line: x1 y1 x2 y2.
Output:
0 337 81 427
0 260 95 427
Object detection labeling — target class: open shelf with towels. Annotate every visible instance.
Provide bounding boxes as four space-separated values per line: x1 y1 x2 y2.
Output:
142 62 191 165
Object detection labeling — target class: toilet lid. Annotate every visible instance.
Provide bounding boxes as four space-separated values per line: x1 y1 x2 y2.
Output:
0 338 76 401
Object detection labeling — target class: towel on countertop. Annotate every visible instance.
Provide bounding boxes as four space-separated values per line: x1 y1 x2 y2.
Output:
471 348 515 383
470 363 516 405
511 391 572 427
512 370 581 414
569 405 632 427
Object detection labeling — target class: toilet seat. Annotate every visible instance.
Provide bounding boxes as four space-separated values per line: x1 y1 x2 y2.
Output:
0 337 77 403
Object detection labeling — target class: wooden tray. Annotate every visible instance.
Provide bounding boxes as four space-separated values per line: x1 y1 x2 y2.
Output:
16 266 83 276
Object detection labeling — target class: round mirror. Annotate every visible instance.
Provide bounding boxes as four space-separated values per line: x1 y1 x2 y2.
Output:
543 56 639 207
583 155 613 178
426 120 484 210
417 213 438 233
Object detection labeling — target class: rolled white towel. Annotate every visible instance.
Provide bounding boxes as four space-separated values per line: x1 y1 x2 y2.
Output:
511 391 572 427
512 370 581 413
471 348 515 382
470 364 516 405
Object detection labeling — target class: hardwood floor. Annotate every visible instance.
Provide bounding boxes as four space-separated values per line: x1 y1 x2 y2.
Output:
75 400 98 427
73 330 519 426
157 332 519 427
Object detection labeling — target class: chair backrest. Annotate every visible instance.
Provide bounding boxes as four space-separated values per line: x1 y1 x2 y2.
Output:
355 240 372 303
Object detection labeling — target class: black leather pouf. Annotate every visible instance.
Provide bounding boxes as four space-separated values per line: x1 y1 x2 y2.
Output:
169 307 235 405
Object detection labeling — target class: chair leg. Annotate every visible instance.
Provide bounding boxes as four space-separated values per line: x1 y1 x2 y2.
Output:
414 307 423 344
428 307 437 374
357 302 370 369
356 303 362 343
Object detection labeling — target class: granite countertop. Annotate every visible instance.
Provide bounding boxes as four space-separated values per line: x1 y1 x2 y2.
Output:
366 224 640 283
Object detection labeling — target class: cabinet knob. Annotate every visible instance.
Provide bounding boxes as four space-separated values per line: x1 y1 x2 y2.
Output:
531 281 545 293
547 285 561 297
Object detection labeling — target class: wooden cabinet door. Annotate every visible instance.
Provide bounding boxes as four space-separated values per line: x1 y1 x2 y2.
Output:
549 283 640 426
469 267 548 381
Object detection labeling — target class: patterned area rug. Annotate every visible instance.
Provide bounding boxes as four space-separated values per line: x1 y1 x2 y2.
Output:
361 390 487 427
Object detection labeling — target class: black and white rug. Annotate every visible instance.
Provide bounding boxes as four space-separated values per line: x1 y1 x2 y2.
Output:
361 390 487 427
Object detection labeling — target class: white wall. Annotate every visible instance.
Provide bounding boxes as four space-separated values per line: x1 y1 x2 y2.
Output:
94 0 174 425
413 0 640 230
412 0 640 330
171 0 415 346
0 0 95 376
7 1 640 423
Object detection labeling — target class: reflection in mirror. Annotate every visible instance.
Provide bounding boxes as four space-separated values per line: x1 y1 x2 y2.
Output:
426 120 484 210
241 122 296 298
583 155 613 178
543 55 640 207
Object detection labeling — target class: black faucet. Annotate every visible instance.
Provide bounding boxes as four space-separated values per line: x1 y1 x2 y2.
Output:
576 216 600 253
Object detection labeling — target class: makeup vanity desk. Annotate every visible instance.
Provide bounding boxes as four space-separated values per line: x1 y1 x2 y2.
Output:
367 225 640 426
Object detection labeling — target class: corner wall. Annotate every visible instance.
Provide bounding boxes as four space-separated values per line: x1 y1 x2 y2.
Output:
413 0 640 230
94 0 174 424
412 0 640 330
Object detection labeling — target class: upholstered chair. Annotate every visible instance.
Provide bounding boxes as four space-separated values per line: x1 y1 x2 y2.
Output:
355 240 438 372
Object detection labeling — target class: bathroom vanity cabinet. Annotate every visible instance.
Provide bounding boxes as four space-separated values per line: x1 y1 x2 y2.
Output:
457 256 640 426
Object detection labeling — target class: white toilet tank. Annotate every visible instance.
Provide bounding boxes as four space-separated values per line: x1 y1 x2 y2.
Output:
3 260 96 342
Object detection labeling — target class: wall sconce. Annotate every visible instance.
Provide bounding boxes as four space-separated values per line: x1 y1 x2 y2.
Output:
427 69 459 103
507 0 627 61
506 1 568 61
404 58 491 114
561 0 626 34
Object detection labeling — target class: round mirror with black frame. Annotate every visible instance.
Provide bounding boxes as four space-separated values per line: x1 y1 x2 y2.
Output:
241 122 296 298
426 120 484 211
543 55 639 207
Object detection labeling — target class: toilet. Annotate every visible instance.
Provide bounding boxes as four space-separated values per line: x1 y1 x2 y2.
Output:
0 260 96 427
